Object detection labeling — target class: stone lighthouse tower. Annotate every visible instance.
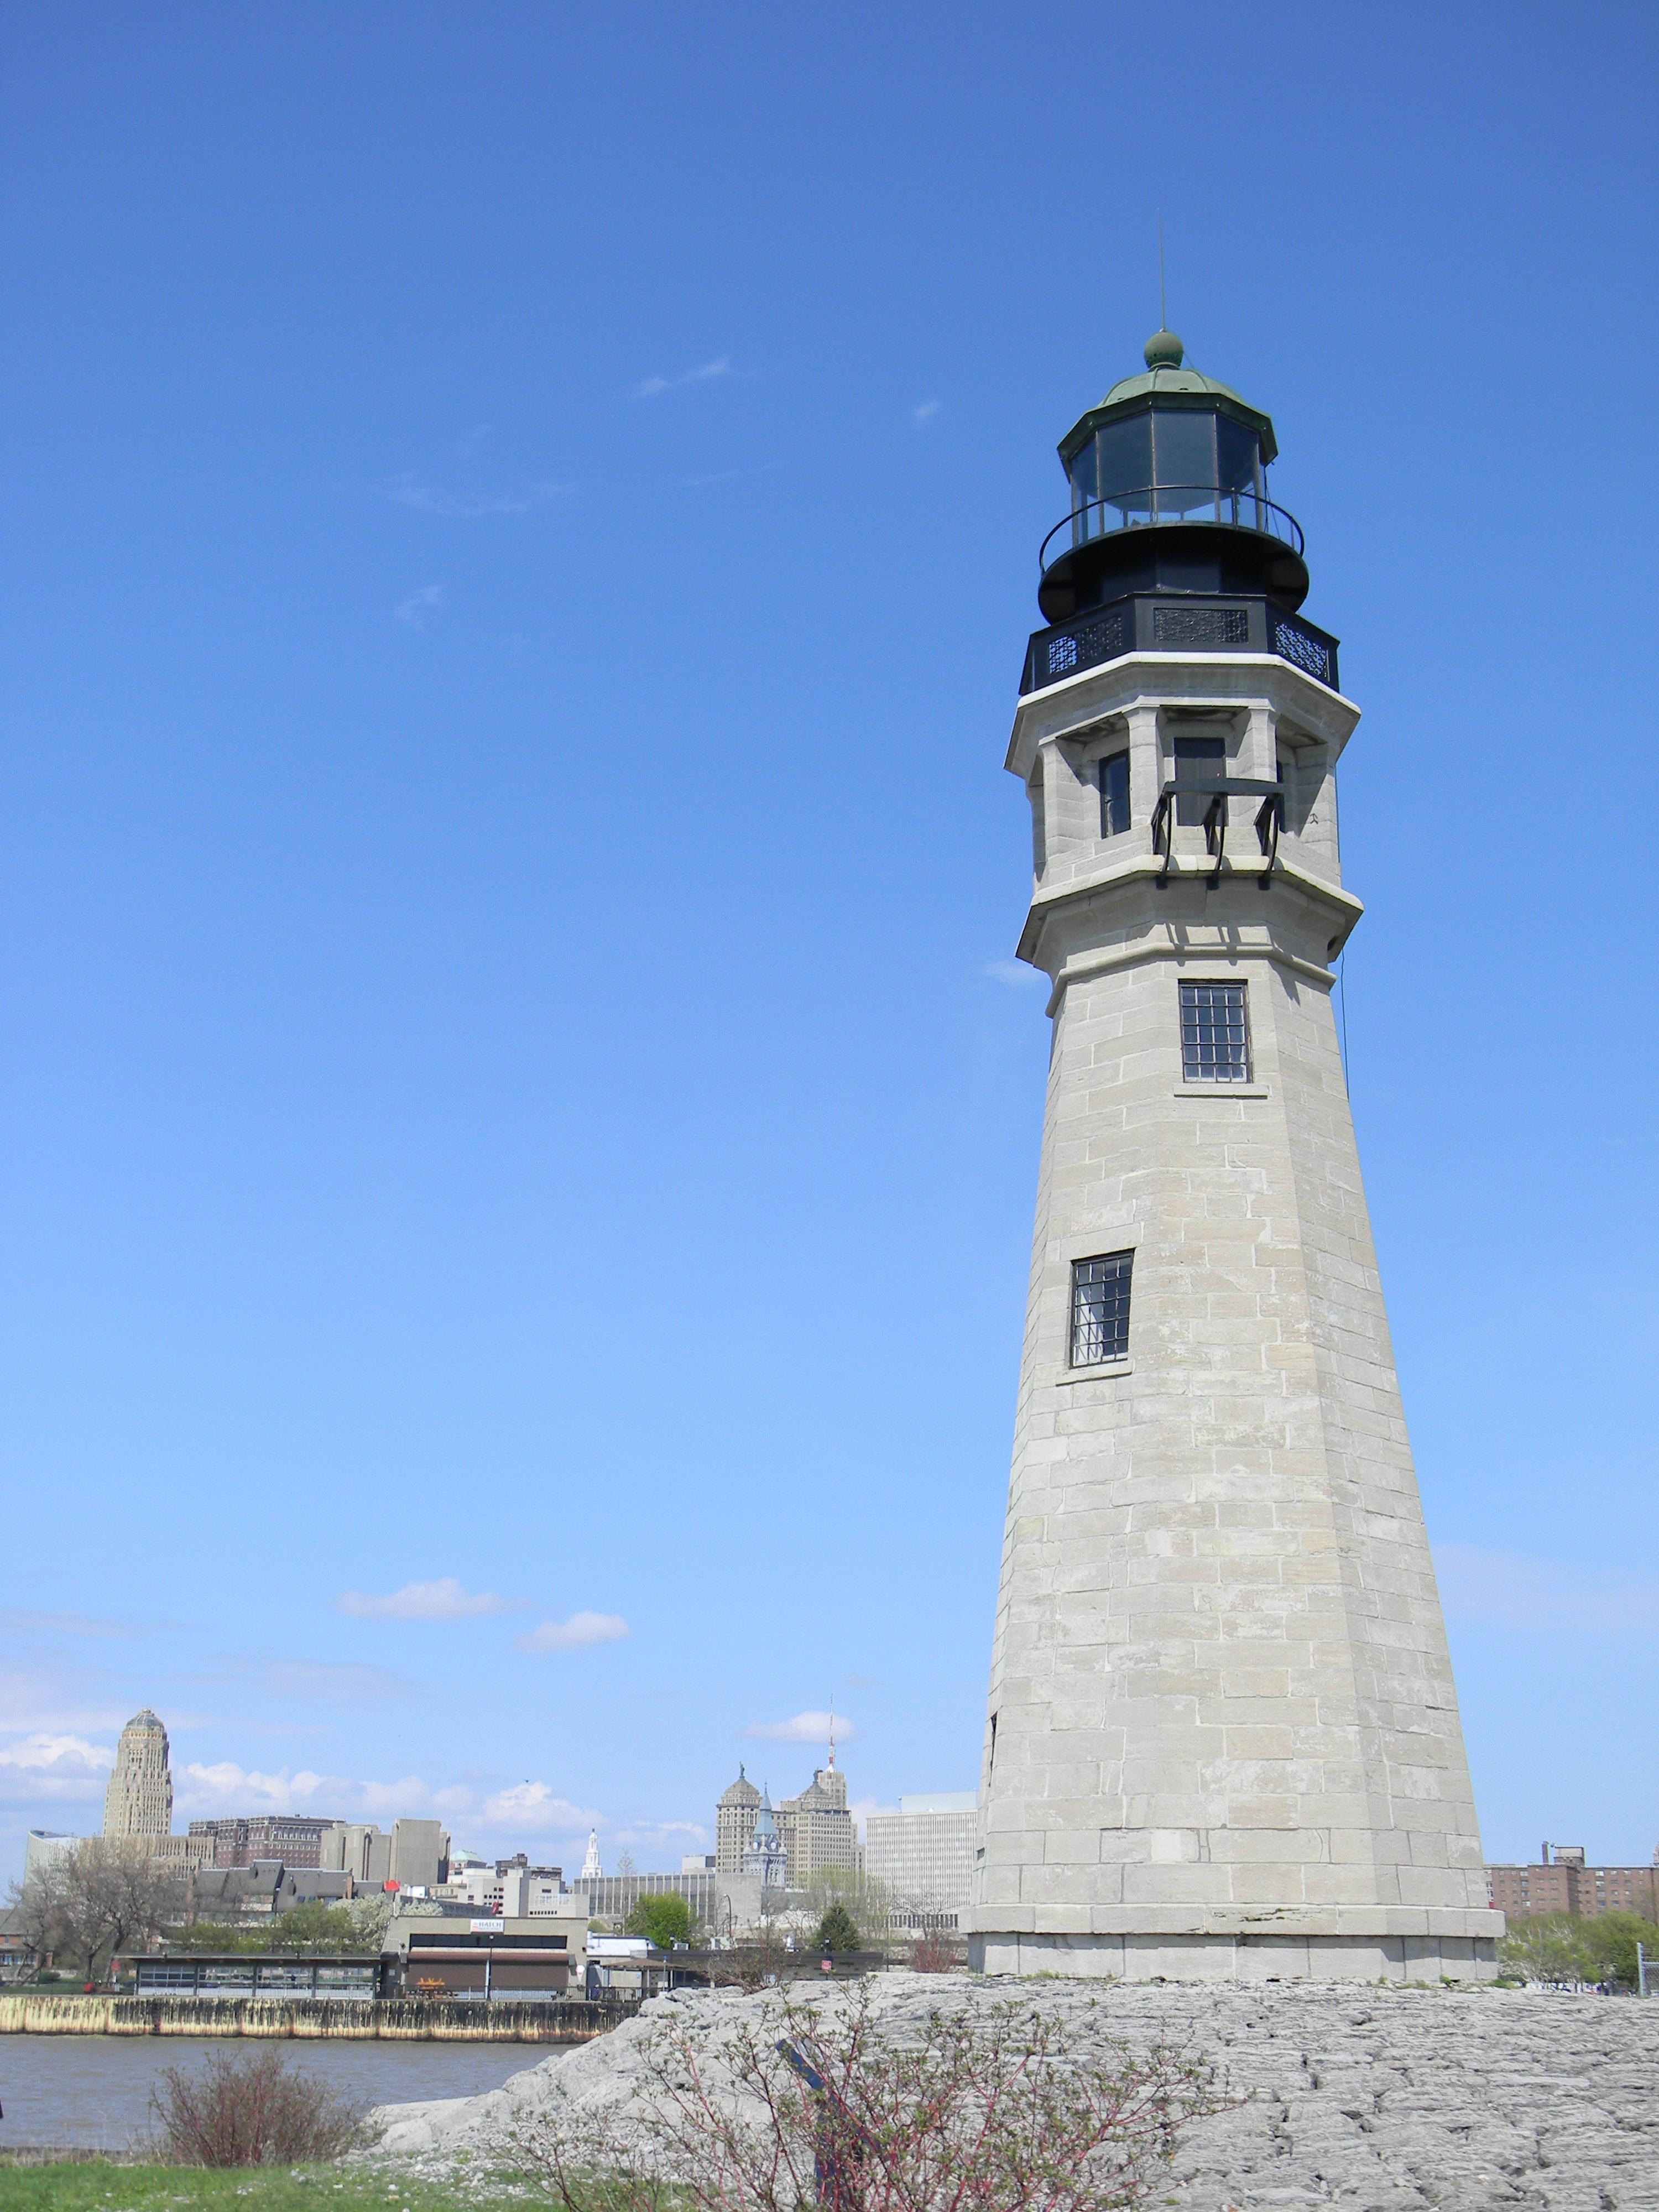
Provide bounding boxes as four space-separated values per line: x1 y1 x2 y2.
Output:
968 332 1501 1982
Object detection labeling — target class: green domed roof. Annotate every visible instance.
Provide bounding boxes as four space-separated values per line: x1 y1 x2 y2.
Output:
1060 331 1278 466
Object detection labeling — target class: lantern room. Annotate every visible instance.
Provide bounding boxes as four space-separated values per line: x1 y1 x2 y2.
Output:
1037 330 1311 624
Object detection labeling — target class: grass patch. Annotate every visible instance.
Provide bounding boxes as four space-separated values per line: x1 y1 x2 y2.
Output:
0 2161 528 2211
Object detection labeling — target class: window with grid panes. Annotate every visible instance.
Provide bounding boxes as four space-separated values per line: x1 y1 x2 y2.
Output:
1179 980 1250 1082
1070 1251 1132 1366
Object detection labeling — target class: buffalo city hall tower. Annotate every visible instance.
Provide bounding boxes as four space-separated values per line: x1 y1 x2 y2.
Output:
969 332 1501 1983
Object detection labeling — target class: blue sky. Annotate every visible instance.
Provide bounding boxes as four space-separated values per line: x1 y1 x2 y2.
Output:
1 2 1654 1883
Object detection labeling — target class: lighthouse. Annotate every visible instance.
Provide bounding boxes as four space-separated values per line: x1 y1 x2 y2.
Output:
968 332 1502 1982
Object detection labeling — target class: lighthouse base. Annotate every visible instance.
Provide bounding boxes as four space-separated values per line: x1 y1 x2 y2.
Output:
967 1914 1504 1984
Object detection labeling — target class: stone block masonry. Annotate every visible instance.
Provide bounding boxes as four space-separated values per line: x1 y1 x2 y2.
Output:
971 654 1500 1979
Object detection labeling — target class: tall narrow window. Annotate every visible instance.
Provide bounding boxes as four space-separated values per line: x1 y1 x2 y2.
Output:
1099 751 1130 838
1070 1251 1133 1366
1180 980 1251 1083
1173 733 1225 825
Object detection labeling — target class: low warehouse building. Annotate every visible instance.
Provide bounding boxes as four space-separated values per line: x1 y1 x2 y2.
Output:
388 1912 587 2001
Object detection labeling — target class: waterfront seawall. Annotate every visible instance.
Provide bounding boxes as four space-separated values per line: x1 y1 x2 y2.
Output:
0 1994 635 2041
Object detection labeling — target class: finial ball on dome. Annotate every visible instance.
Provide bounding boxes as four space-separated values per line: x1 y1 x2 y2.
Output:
1144 328 1185 370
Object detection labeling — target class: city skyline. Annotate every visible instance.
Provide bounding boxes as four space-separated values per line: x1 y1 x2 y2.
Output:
2 5 1655 1883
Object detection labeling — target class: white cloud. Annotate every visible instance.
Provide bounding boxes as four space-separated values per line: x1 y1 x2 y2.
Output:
0 1732 113 1802
479 1781 600 1832
380 473 571 518
630 356 738 400
515 1612 630 1655
179 1760 601 1843
984 959 1045 990
911 399 940 426
337 1579 514 1623
395 584 442 627
745 1710 857 1746
1435 1545 1659 1634
180 1761 455 1820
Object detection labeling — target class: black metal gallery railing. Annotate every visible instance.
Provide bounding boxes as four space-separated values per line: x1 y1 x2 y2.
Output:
1020 596 1340 694
1040 487 1305 576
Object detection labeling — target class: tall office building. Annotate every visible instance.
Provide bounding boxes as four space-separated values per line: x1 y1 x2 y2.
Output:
865 1793 977 1914
103 1709 173 1840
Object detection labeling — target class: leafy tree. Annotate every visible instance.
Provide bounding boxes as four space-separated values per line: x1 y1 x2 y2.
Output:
812 1901 862 1955
267 1901 364 1952
1497 1913 1594 1985
166 1921 265 1955
627 1892 694 1950
1579 1913 1659 1991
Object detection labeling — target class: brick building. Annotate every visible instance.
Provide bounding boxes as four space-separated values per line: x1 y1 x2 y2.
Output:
1486 1845 1658 1922
189 1815 345 1869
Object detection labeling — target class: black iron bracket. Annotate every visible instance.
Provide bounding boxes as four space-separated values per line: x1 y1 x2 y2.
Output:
1152 779 1284 889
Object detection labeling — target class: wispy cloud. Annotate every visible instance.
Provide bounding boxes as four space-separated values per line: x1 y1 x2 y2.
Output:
191 1658 417 1701
911 399 941 426
630 356 740 401
746 1710 857 1746
984 959 1045 990
1435 1545 1659 1634
0 1666 132 1737
337 1579 515 1623
0 1609 140 1640
515 1612 630 1655
379 473 571 518
607 1817 707 1856
395 584 442 627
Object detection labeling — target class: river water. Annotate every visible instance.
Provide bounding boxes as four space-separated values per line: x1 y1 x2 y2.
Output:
0 2035 544 2152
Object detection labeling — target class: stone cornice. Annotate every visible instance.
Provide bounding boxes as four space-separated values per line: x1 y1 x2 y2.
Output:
1005 653 1361 781
1013 853 1365 987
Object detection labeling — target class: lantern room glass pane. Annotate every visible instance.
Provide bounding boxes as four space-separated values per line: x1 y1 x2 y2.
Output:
1151 410 1218 514
1095 415 1152 517
1216 415 1262 495
1068 435 1099 512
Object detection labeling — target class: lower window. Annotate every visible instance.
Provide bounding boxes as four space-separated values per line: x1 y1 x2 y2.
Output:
1070 1251 1133 1366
